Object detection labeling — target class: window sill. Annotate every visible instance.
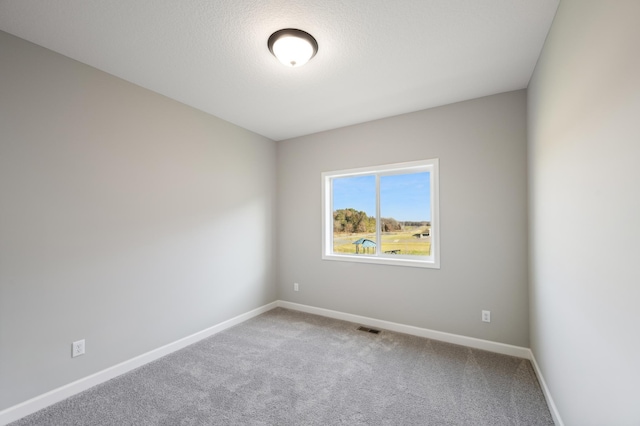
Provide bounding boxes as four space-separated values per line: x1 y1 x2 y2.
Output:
322 253 440 269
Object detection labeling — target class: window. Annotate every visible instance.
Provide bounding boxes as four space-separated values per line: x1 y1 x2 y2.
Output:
322 159 439 268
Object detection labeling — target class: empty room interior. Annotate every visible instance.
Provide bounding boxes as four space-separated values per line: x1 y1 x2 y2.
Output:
0 1 638 425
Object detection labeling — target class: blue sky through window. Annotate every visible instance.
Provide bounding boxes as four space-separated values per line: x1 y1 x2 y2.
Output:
333 172 431 222
332 175 376 215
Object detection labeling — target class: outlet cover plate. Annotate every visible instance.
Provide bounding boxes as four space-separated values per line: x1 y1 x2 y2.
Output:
72 339 85 357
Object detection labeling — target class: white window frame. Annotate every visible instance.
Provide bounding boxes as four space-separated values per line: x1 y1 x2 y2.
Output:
322 159 440 269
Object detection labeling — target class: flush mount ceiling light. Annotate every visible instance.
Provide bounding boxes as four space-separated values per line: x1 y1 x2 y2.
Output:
268 28 318 67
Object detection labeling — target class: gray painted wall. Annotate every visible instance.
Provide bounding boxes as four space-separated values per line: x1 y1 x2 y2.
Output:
0 31 277 410
277 91 529 347
528 1 640 424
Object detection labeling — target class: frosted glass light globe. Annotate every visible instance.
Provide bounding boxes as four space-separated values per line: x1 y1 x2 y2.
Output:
272 36 314 67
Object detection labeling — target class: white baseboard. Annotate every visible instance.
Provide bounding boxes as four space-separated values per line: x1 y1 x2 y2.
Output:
277 300 532 359
529 351 564 426
0 301 278 426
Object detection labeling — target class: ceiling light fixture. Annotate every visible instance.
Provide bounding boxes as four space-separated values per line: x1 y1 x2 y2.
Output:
268 28 318 67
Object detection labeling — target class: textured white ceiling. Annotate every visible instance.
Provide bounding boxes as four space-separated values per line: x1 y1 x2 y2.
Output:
0 0 558 141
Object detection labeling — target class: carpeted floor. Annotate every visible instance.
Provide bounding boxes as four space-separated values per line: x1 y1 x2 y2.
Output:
11 308 554 425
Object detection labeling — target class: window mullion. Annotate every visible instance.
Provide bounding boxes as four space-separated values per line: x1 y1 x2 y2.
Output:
329 177 334 254
375 174 380 256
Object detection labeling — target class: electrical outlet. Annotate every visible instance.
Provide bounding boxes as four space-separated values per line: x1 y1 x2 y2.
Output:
482 310 491 323
72 339 85 357
294 282 299 291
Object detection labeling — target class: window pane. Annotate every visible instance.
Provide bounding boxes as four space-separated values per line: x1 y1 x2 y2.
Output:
380 172 431 256
332 175 377 255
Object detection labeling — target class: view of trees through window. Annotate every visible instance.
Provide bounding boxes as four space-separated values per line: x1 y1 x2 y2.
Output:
331 171 431 257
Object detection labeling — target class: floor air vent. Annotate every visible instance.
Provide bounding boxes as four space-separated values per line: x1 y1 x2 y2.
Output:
357 326 381 334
